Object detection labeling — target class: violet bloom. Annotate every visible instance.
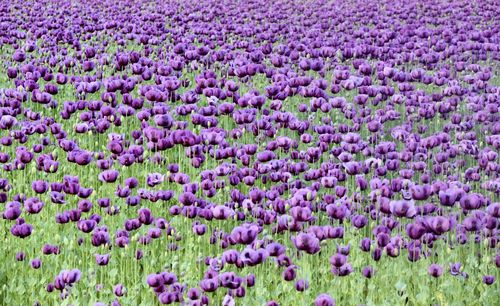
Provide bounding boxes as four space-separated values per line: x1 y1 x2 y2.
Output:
60 268 82 285
199 278 218 292
483 275 495 285
428 264 443 278
147 173 164 187
95 254 110 266
31 258 42 269
428 216 451 235
329 253 347 268
389 200 416 218
351 215 368 229
98 170 119 183
331 263 353 277
295 279 309 292
11 223 33 238
50 192 66 204
114 284 125 297
3 203 21 220
32 180 49 194
16 252 26 261
362 266 375 278
124 177 139 188
315 293 335 306
360 238 371 252
282 265 297 281
449 262 467 278
138 208 154 225
187 287 201 300
293 233 321 254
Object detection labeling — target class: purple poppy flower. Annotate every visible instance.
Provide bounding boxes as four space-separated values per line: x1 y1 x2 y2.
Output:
147 173 164 187
362 266 375 278
32 180 49 194
138 208 154 225
11 223 33 238
3 203 21 220
329 253 347 268
31 258 42 269
483 275 495 285
449 262 468 278
98 170 119 183
292 233 320 254
390 200 416 218
315 293 335 306
114 284 126 297
16 252 26 261
428 264 443 278
295 279 309 292
199 278 218 292
282 265 297 281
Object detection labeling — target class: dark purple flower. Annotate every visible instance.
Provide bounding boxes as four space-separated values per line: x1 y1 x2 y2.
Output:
16 252 26 261
362 266 375 278
293 233 320 254
315 293 335 306
3 204 21 220
98 170 119 183
138 208 154 225
114 284 125 297
147 173 164 187
32 180 49 194
95 254 110 266
282 265 297 281
428 264 443 278
329 253 347 268
483 275 495 285
390 200 416 218
295 279 309 292
200 278 218 292
31 258 42 269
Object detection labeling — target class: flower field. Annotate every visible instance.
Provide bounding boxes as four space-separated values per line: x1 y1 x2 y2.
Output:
0 0 499 305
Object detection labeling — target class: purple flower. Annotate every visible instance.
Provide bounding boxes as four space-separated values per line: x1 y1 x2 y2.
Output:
11 223 33 238
282 265 297 281
295 279 309 292
351 215 368 229
16 252 26 261
199 278 218 292
362 266 375 278
331 263 353 277
428 264 443 278
147 173 164 187
114 284 125 297
138 208 154 225
315 293 335 306
389 200 416 218
61 269 82 284
187 287 201 300
293 233 320 254
483 275 495 285
329 253 347 268
429 214 452 234
31 258 42 269
95 254 110 266
3 204 21 220
98 170 119 183
32 180 49 194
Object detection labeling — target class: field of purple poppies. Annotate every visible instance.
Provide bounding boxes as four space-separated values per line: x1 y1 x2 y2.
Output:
0 0 499 305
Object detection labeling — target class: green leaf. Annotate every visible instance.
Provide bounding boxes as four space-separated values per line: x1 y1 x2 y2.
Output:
395 280 406 292
18 284 25 295
109 268 118 278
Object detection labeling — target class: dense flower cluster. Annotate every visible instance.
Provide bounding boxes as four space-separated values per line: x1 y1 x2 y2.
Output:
0 0 499 305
